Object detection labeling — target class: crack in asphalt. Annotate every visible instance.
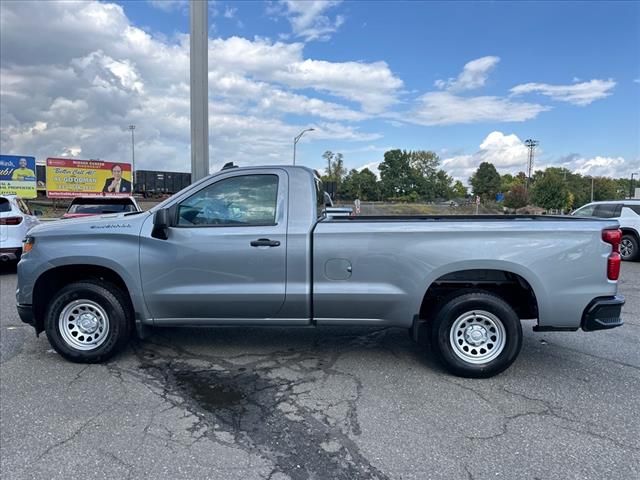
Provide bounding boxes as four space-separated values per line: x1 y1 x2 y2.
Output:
32 391 127 464
104 330 394 480
542 340 640 372
459 383 640 452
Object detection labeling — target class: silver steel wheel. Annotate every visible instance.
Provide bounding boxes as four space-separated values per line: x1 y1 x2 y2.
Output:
58 300 110 351
621 238 633 259
449 310 506 364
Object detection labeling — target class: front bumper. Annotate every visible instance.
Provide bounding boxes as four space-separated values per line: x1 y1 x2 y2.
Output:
17 303 35 327
581 295 625 331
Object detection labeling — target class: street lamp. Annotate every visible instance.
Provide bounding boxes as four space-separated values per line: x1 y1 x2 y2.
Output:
632 172 640 199
128 125 136 189
293 128 315 165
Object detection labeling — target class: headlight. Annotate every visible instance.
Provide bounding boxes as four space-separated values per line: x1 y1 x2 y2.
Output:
23 236 35 254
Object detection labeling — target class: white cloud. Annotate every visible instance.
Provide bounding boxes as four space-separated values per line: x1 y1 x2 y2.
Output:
356 161 381 178
510 79 616 106
224 6 237 18
557 155 632 178
270 0 345 41
442 131 532 183
412 57 549 126
435 56 500 91
205 36 402 113
0 1 392 173
412 91 549 126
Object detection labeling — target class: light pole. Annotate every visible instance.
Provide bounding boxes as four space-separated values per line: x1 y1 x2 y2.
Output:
128 125 136 189
631 172 639 199
524 139 538 192
293 128 315 165
190 0 209 182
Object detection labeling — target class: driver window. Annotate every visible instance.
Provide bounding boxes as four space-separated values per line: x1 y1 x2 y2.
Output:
177 174 278 226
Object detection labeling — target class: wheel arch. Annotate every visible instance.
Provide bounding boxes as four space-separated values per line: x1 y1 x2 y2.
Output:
620 227 639 242
32 264 135 334
418 263 542 325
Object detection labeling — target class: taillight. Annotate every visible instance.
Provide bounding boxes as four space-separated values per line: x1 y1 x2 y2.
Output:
0 216 23 225
602 229 622 280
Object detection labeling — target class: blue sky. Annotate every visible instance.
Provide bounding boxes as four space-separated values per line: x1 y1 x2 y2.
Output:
1 0 638 181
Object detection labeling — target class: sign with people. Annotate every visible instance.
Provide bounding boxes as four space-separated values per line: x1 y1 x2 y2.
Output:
45 158 132 198
0 155 37 198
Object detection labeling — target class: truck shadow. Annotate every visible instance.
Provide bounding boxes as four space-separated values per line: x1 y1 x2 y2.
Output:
126 325 578 378
0 262 18 275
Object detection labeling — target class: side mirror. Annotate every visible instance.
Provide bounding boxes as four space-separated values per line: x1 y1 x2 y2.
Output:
33 210 43 217
323 192 333 208
152 208 170 240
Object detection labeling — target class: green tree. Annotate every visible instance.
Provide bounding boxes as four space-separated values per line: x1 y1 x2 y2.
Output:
470 162 502 200
379 149 420 199
504 184 529 209
593 177 622 201
341 168 380 201
452 180 468 198
321 151 347 197
433 169 455 199
410 150 439 178
531 170 570 210
322 151 334 178
501 173 515 192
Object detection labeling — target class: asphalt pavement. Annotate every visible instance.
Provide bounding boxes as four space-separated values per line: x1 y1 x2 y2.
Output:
1 262 638 480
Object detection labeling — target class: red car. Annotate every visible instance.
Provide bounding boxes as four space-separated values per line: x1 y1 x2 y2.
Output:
62 196 141 219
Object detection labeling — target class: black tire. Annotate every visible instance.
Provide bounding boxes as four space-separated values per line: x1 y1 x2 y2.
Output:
620 234 639 262
45 281 132 363
430 291 522 378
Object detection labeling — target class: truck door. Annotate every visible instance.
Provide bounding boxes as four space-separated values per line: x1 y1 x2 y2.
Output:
139 169 288 321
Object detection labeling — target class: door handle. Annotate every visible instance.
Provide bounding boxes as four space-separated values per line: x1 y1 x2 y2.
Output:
250 238 281 247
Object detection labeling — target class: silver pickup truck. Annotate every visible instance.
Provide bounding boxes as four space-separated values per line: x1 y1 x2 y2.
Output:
16 165 625 377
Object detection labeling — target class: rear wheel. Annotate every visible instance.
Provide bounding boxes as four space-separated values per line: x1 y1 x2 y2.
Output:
45 281 132 363
620 234 639 261
431 291 522 378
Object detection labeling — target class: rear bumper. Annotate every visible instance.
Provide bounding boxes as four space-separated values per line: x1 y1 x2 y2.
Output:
581 295 625 331
0 247 21 262
17 303 35 327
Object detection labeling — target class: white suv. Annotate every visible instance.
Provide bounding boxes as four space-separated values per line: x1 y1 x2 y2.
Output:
572 200 640 261
0 195 41 263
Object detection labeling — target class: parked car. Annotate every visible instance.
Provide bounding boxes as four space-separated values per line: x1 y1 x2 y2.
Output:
17 166 625 378
571 200 640 261
62 196 141 219
0 195 41 262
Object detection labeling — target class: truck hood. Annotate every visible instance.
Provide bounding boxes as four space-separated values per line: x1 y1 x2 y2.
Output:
28 211 151 236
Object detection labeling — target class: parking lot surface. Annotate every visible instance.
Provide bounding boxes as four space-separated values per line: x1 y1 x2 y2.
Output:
1 263 639 480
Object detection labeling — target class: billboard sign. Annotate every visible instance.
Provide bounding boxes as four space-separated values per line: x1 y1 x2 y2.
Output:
0 155 37 199
46 158 132 198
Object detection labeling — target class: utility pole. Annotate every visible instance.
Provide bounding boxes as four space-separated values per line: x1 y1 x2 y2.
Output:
631 173 639 199
128 125 136 188
524 139 539 191
190 0 209 182
293 128 314 165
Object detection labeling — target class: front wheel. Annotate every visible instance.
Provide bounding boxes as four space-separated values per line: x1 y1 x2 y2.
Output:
431 291 522 378
45 281 132 363
620 234 639 261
